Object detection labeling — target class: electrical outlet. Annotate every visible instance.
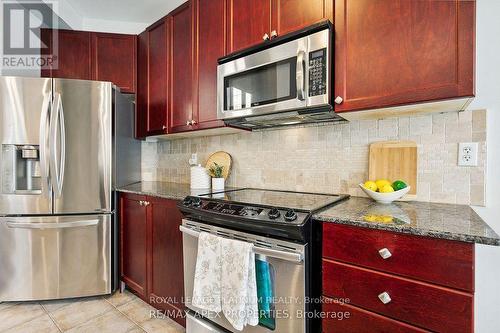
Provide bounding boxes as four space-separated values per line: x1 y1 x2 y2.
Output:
189 153 198 166
458 142 479 166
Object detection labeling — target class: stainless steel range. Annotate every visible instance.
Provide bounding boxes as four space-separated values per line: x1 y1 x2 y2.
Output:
178 188 349 333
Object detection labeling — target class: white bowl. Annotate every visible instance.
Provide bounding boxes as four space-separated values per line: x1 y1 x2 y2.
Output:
358 184 411 204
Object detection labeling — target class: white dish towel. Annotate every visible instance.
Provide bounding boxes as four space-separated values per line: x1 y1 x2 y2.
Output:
191 232 259 331
192 232 222 313
220 237 259 331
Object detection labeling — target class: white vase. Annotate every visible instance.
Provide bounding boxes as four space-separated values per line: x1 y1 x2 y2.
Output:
212 178 225 191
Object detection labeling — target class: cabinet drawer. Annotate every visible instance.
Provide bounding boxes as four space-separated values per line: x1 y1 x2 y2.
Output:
322 298 429 333
323 260 473 333
323 223 474 291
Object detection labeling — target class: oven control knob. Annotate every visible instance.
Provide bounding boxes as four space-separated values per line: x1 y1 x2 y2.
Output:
182 197 193 206
268 208 281 219
191 197 202 207
284 209 297 222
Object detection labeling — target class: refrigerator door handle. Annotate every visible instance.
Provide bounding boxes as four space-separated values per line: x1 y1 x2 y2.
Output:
49 93 66 197
5 219 99 229
39 92 52 196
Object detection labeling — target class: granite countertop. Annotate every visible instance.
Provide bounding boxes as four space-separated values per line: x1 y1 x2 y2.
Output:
117 181 217 201
314 197 500 246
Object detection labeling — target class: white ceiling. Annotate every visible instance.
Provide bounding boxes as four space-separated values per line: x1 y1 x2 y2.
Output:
63 0 185 24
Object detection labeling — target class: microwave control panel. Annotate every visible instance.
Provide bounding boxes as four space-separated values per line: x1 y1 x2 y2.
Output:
308 48 327 97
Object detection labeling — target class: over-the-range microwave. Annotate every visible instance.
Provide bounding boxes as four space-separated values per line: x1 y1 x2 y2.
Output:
217 21 345 130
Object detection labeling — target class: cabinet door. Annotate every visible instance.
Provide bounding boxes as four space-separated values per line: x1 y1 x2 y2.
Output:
92 33 136 93
274 0 332 36
147 19 169 135
136 30 148 139
44 30 92 80
334 0 475 113
193 0 226 130
120 193 148 299
227 0 272 53
148 197 185 326
170 2 194 133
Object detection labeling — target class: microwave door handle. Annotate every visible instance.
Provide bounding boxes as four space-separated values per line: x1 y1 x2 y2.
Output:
296 50 306 101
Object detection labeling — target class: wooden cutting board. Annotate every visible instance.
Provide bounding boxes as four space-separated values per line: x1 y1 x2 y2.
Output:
205 151 232 179
369 141 417 196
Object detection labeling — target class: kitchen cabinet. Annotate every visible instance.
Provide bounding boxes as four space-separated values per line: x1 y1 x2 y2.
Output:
136 30 148 138
333 0 475 113
275 0 333 36
169 2 194 133
147 19 169 135
41 29 137 93
119 193 185 326
41 29 92 80
120 193 148 299
193 0 226 130
322 223 474 333
148 197 185 325
92 33 136 93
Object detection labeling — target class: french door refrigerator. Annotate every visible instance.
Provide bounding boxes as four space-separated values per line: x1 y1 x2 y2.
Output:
0 76 139 301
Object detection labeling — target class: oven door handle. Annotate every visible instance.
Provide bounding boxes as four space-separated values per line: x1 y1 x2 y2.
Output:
180 225 303 264
296 50 306 101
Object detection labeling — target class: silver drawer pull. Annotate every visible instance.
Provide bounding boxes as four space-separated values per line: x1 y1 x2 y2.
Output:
378 292 392 304
6 219 99 229
378 248 392 259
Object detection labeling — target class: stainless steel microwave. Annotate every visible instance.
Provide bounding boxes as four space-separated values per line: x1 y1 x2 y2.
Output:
217 22 344 129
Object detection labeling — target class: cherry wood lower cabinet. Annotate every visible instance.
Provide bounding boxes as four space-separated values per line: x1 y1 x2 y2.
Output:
120 193 185 326
322 223 475 333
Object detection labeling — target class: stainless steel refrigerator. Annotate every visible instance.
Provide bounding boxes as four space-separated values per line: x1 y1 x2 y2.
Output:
0 76 140 301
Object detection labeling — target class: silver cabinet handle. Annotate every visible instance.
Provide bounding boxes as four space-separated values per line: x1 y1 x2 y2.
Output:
270 30 278 38
378 292 392 304
139 200 143 206
179 225 303 263
39 91 52 196
296 50 306 101
162 125 167 130
49 93 65 198
262 33 270 41
191 120 197 125
6 219 99 229
334 96 343 105
186 120 190 126
378 248 392 259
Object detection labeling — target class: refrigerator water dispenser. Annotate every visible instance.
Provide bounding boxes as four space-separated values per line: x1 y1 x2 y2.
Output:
2 144 42 194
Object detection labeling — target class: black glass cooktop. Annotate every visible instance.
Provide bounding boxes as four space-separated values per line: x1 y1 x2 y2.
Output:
199 188 348 213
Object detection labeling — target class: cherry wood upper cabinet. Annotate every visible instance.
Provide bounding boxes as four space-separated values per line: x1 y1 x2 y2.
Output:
92 33 136 93
193 0 226 130
274 0 333 36
227 0 272 53
41 29 92 80
169 2 194 133
120 193 148 299
147 197 185 326
147 19 169 135
136 30 148 139
334 0 475 113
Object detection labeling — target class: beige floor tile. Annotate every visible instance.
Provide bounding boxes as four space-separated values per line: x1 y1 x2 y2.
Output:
140 317 185 333
0 302 19 312
3 313 60 333
40 298 78 313
104 290 137 308
50 297 113 331
117 299 156 325
66 309 138 333
0 303 45 331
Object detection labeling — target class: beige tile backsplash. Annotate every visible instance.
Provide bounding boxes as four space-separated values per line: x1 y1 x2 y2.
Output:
142 110 487 206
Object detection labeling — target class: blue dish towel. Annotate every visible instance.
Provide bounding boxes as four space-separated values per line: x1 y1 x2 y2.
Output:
255 259 276 330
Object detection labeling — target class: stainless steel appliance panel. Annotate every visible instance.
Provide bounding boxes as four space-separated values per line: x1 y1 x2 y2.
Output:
0 76 52 215
0 214 111 301
53 79 112 214
182 220 306 333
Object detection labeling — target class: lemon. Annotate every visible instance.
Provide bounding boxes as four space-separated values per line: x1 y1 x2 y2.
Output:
380 184 395 193
364 180 378 192
375 179 391 190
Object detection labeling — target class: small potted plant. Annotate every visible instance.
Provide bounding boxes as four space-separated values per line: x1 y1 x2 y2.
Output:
209 162 225 191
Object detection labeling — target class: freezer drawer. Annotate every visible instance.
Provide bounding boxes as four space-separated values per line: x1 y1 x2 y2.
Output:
0 214 111 301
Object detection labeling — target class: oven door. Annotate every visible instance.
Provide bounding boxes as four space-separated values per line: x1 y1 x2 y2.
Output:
181 220 306 333
217 37 308 120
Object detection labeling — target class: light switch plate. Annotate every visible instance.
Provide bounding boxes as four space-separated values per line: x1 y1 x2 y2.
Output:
458 142 479 166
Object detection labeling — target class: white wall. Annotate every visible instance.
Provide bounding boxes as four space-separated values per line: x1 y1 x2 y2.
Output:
82 18 148 34
469 1 500 332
